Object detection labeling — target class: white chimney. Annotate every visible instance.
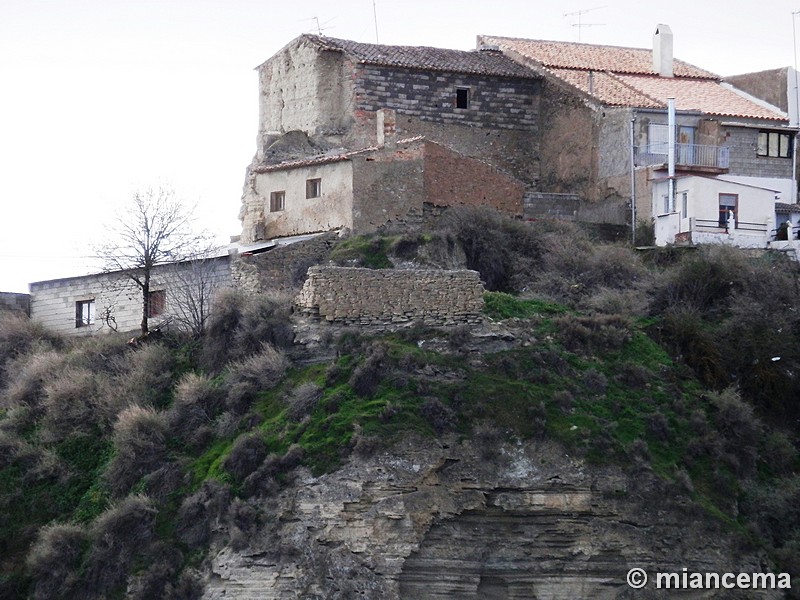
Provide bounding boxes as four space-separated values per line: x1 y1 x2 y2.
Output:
653 24 674 78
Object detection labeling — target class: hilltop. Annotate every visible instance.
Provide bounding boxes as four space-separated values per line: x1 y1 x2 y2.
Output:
1 209 799 599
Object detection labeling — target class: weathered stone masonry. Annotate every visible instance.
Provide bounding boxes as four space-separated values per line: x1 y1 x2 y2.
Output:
296 266 484 326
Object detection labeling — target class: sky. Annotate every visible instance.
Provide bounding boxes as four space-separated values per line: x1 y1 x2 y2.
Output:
1 0 799 293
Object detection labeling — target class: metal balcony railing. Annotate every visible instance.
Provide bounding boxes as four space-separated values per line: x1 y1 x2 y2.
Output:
635 143 730 169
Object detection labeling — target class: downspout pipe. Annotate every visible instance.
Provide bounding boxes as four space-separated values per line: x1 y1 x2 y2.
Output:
630 113 637 245
667 97 676 212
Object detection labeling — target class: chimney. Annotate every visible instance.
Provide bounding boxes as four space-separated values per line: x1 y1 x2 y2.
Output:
653 24 674 78
376 108 396 148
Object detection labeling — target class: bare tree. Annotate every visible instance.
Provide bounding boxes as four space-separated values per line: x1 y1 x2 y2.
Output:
97 187 210 335
169 249 228 337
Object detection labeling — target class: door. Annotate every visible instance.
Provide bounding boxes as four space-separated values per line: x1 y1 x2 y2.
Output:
678 126 696 166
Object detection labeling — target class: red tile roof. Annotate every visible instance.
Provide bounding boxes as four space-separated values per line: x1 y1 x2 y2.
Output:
481 36 717 78
481 35 787 121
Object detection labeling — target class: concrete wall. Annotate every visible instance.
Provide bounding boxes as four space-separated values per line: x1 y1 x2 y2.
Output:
0 292 31 316
724 124 794 180
296 266 484 326
726 68 790 113
243 160 355 242
30 257 232 335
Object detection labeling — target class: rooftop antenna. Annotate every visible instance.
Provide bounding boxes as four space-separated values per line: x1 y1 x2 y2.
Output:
372 0 380 44
302 16 335 36
564 6 606 43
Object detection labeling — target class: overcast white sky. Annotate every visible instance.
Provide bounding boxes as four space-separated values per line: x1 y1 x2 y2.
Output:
1 0 798 292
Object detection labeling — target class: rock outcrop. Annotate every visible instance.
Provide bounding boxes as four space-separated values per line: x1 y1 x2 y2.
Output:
202 434 776 599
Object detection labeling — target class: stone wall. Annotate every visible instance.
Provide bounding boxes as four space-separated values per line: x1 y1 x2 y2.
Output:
232 233 340 295
296 266 484 326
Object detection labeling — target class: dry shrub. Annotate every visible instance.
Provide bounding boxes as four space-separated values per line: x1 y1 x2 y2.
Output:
176 480 231 548
436 206 544 292
26 523 89 600
420 397 456 434
223 433 267 482
225 344 289 413
168 372 223 446
104 405 168 497
285 382 322 421
349 342 389 397
3 350 66 427
578 286 649 317
554 314 632 356
39 369 102 443
0 312 61 387
202 289 293 372
127 542 185 600
708 387 761 478
117 343 175 410
85 495 157 595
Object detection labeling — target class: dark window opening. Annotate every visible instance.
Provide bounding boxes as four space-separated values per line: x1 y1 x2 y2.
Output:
757 131 793 158
456 87 470 109
270 191 285 212
147 290 166 318
306 178 321 199
75 299 95 328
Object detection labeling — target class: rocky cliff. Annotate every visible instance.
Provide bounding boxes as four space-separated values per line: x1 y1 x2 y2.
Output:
203 435 773 600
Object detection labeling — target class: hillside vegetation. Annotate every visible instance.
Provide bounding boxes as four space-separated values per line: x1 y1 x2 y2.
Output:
1 209 799 599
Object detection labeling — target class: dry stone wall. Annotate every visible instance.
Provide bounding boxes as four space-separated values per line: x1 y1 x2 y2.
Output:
296 266 484 326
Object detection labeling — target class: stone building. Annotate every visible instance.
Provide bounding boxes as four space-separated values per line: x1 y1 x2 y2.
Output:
480 25 798 236
240 34 542 242
240 132 526 243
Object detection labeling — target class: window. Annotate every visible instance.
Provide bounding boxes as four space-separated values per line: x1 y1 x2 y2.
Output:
75 299 95 328
306 178 321 199
757 131 793 158
455 87 470 109
147 289 166 318
718 193 738 228
680 191 688 218
269 191 285 212
648 123 669 155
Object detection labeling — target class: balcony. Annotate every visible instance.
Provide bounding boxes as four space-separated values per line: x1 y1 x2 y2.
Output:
635 143 730 171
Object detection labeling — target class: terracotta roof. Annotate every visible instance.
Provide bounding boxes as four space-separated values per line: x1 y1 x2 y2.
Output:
480 35 717 79
480 35 786 121
300 35 540 79
253 137 427 173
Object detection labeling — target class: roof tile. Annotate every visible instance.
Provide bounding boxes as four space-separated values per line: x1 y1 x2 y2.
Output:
302 35 540 79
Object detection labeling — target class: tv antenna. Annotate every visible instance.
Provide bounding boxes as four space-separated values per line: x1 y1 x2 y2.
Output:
564 6 606 42
303 16 335 36
372 0 380 44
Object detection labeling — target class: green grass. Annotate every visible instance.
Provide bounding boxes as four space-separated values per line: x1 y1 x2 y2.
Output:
330 235 395 269
483 291 568 320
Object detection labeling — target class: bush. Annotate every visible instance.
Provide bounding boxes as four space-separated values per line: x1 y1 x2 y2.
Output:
39 369 102 443
420 397 456 434
436 206 543 292
225 344 290 412
26 523 88 600
555 314 631 356
224 433 267 482
84 495 157 595
168 372 223 444
285 382 323 421
176 480 231 548
349 342 389 397
118 343 176 410
202 290 293 372
0 313 61 388
708 388 761 478
2 350 66 429
104 406 168 497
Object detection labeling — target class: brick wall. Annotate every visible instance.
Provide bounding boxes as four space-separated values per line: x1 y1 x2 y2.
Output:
423 142 524 215
296 266 484 326
353 66 540 132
